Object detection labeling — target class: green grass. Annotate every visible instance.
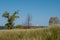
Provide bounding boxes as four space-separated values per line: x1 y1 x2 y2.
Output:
0 25 60 40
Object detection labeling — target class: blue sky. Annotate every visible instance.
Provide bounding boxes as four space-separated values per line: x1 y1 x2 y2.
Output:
0 0 60 26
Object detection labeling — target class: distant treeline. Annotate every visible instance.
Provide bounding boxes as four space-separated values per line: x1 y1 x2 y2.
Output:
0 26 47 29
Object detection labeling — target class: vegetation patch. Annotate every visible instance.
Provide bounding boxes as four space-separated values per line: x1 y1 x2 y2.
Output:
0 25 60 40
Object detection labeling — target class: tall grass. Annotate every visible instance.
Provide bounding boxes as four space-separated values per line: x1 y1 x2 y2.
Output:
0 25 60 40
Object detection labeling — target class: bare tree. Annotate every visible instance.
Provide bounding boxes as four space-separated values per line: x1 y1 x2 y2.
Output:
49 17 60 25
24 14 32 28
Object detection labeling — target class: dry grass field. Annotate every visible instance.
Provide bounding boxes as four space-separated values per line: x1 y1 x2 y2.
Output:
0 25 60 40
